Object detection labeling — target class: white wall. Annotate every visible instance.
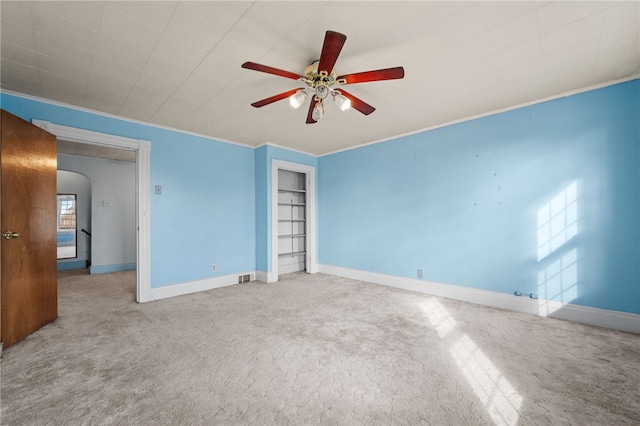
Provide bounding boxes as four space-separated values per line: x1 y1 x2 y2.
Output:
57 170 91 267
57 153 136 273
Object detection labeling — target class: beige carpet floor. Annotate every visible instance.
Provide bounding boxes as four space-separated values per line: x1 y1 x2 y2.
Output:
1 270 639 425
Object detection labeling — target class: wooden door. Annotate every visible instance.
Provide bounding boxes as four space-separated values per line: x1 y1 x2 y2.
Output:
1 110 58 348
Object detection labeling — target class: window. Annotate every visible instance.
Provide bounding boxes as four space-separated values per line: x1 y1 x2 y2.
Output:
59 198 76 230
57 194 77 259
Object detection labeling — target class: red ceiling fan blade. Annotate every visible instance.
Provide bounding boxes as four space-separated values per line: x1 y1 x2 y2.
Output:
337 67 405 84
335 89 376 115
242 62 303 80
306 98 318 124
251 88 304 108
317 31 347 74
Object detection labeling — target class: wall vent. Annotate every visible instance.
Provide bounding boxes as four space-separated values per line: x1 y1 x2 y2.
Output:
238 274 251 283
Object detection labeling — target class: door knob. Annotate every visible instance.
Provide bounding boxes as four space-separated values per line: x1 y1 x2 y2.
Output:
3 231 20 240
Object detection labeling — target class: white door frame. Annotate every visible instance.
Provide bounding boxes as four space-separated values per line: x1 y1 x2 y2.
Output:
271 159 317 282
32 119 151 302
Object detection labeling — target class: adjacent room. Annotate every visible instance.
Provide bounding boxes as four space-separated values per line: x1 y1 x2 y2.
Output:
1 1 638 425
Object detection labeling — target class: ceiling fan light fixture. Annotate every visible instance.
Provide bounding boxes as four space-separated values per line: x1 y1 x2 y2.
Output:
242 30 404 123
289 90 307 109
312 100 324 121
333 92 351 111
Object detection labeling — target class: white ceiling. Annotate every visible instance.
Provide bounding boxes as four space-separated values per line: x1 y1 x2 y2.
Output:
1 1 638 156
57 139 136 162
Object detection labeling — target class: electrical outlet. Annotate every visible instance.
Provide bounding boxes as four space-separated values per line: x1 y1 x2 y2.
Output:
211 264 216 272
417 269 423 278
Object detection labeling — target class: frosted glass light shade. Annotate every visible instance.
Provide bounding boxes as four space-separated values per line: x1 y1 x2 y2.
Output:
289 91 307 109
334 93 351 111
311 100 324 121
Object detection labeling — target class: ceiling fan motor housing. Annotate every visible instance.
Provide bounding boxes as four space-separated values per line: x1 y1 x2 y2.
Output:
315 85 329 99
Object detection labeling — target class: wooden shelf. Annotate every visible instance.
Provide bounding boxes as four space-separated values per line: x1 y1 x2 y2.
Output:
278 251 306 257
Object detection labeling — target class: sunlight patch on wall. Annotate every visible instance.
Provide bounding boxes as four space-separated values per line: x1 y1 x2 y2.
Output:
537 181 578 261
537 248 578 316
421 299 523 426
535 181 579 315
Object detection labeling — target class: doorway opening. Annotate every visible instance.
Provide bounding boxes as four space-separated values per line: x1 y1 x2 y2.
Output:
56 170 91 270
32 119 151 302
271 160 317 281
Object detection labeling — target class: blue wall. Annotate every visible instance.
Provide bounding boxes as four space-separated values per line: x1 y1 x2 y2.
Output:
3 79 638 315
1 93 256 288
319 80 640 314
255 145 317 273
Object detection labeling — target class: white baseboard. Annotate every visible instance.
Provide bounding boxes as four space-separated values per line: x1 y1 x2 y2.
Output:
318 264 640 334
148 271 255 302
256 270 278 283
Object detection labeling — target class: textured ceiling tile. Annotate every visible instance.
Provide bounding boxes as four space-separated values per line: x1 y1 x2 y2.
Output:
30 5 100 53
104 1 178 32
123 85 168 109
600 24 640 53
540 13 604 55
471 1 537 33
94 35 150 71
196 54 244 86
406 1 470 35
536 1 607 34
1 58 39 83
40 70 88 96
354 5 417 51
498 56 547 83
31 1 104 30
594 43 640 80
85 82 129 105
87 70 134 96
99 6 163 53
34 33 93 67
162 2 229 49
0 40 39 67
0 1 33 29
135 71 181 96
178 1 252 35
603 1 639 31
91 56 143 86
1 19 37 50
152 34 209 71
142 54 192 84
490 38 543 71
173 73 225 106
482 11 540 55
37 53 92 83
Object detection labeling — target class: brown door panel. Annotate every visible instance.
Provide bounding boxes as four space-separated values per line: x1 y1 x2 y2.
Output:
1 110 58 348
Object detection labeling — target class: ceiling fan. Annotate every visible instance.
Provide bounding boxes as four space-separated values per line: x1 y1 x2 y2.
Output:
242 30 405 124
